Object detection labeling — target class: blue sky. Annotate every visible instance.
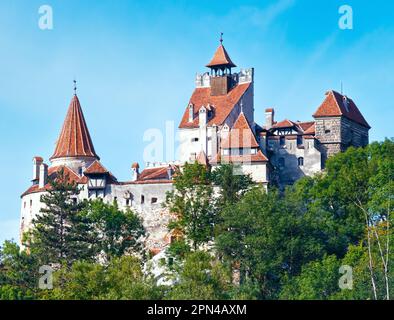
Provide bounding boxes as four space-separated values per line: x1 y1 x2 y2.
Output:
0 0 393 244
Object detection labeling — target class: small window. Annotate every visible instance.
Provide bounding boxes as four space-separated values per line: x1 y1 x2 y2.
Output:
297 136 303 145
151 197 158 204
191 137 199 142
325 129 331 134
24 202 26 209
188 104 194 122
30 200 33 207
126 199 130 206
280 136 285 146
78 167 83 176
298 157 304 166
141 195 145 204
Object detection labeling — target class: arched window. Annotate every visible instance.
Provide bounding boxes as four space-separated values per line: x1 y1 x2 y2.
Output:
298 157 304 166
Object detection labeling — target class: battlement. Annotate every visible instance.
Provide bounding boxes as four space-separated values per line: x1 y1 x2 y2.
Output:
195 68 254 88
145 160 180 168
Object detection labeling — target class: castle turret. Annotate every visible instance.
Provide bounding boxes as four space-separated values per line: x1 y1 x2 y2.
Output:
313 90 370 166
50 87 99 173
206 34 237 96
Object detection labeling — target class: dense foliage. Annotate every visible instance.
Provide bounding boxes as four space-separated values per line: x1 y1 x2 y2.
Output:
0 139 393 300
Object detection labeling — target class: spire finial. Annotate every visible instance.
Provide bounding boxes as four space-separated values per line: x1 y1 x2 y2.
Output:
220 32 223 44
240 99 244 113
73 79 77 96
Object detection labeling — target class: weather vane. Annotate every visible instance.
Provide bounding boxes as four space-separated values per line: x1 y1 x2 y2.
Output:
220 32 223 44
73 79 77 95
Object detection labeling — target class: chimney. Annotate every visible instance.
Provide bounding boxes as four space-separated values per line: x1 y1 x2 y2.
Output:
265 108 275 129
199 106 207 127
131 162 140 181
39 163 48 188
32 156 43 183
167 165 173 180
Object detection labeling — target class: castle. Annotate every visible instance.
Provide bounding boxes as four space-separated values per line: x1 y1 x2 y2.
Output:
20 39 370 253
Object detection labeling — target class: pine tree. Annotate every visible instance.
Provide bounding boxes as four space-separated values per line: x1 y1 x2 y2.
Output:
31 168 93 265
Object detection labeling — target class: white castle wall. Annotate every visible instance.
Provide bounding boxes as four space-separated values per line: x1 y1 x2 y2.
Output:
20 176 174 252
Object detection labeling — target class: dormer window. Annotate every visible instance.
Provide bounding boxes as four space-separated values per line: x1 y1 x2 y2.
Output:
188 104 194 122
88 175 106 190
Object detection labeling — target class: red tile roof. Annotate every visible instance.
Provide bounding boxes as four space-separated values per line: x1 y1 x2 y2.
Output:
83 160 118 183
50 95 99 160
21 165 85 197
303 123 315 134
84 160 109 174
210 149 268 164
313 90 370 128
196 150 209 166
221 112 259 148
206 44 236 68
273 119 295 128
179 83 250 128
296 121 315 132
21 162 120 197
121 165 177 185
138 167 169 181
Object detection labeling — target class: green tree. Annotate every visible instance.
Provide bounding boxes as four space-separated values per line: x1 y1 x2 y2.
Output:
166 162 215 250
31 169 93 265
166 251 231 300
0 241 40 300
44 256 162 300
211 163 253 207
80 200 145 261
216 187 324 299
279 255 341 300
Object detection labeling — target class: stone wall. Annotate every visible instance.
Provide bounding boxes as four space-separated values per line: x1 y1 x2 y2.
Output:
315 116 369 165
267 136 322 186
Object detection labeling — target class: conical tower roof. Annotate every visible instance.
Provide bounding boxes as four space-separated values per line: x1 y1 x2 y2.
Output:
50 94 99 160
206 44 236 68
